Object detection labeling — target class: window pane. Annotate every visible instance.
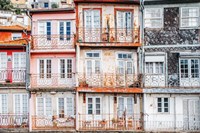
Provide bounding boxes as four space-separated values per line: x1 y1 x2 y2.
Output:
66 22 71 40
60 22 64 40
15 95 21 114
2 94 7 114
46 22 51 40
60 59 65 78
58 98 65 118
46 98 52 116
67 59 72 78
47 60 51 78
22 95 28 114
118 98 124 117
67 97 74 116
37 98 44 116
39 60 44 78
88 98 93 114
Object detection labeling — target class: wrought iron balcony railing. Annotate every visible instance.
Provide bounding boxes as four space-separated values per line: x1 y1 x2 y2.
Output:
31 73 75 88
78 113 142 131
0 69 26 83
144 74 200 88
78 73 142 88
32 115 75 130
32 34 75 50
0 114 28 128
77 27 140 44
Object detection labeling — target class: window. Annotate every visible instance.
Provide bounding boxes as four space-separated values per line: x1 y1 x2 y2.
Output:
14 94 28 114
117 53 133 74
12 33 22 40
86 52 101 74
84 9 100 28
13 52 26 69
144 8 163 28
118 97 133 117
44 2 49 8
37 97 52 116
117 11 132 29
38 21 51 40
60 59 72 78
145 62 164 74
58 97 74 118
180 59 199 78
59 21 71 40
39 59 51 79
0 53 7 69
87 97 101 115
157 97 169 113
181 7 199 27
0 94 8 114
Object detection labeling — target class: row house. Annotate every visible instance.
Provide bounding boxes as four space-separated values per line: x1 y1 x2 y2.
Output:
75 0 143 131
142 0 200 132
0 25 30 129
29 6 76 131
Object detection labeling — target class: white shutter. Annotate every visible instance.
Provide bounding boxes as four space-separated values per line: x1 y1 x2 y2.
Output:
127 61 133 74
38 22 45 35
37 98 44 116
127 97 133 116
118 97 124 117
22 94 28 114
84 10 92 28
118 61 125 74
14 94 21 114
86 60 92 74
66 97 74 116
93 10 100 28
45 97 52 116
117 11 123 28
2 94 8 114
0 53 7 69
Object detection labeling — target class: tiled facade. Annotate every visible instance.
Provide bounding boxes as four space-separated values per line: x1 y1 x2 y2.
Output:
0 0 200 132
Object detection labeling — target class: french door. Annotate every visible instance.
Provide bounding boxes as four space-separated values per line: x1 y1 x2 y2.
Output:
84 9 101 42
180 59 200 87
0 53 7 82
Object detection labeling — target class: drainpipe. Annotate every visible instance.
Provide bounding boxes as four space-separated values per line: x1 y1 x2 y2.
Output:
174 96 176 130
26 9 32 132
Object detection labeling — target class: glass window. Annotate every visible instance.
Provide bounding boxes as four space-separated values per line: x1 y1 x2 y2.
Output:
58 98 65 118
60 59 72 78
180 59 188 78
1 94 8 114
12 33 22 40
145 62 164 74
46 22 51 40
181 7 199 27
157 97 169 113
88 98 93 114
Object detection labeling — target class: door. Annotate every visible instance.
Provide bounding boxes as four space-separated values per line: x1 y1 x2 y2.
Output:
0 53 7 82
38 59 52 86
118 97 134 117
13 53 26 82
116 11 133 42
180 59 200 87
38 21 51 47
84 9 101 42
183 99 200 130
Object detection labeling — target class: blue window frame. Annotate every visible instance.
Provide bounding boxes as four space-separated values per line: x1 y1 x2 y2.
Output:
44 3 49 8
66 22 71 40
59 21 71 40
60 22 64 40
46 22 51 40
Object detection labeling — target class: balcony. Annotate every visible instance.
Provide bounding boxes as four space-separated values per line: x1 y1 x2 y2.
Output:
31 73 75 89
0 114 28 128
77 28 140 47
144 74 200 88
0 69 26 86
77 73 142 93
32 34 75 50
32 115 75 130
79 113 142 131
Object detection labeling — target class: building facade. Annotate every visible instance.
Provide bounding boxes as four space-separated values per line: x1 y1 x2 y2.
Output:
142 0 200 132
0 25 30 130
75 0 143 131
29 7 76 131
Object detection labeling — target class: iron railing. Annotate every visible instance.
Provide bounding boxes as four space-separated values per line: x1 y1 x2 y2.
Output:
0 69 26 83
78 73 142 88
78 113 142 131
32 115 75 130
31 73 75 88
32 34 75 49
144 74 200 88
0 114 28 128
77 28 140 43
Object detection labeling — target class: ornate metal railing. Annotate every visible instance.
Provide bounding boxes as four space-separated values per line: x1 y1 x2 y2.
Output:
78 73 142 88
77 27 140 43
144 74 200 88
0 69 26 83
0 114 28 128
32 115 75 130
32 34 75 50
31 73 75 88
78 113 142 131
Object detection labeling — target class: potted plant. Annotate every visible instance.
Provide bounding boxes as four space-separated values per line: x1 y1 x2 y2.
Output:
99 119 107 125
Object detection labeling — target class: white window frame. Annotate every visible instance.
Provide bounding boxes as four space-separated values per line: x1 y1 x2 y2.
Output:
116 10 133 29
85 51 101 74
13 94 28 114
58 21 72 40
157 97 169 113
86 97 101 115
38 58 52 79
144 8 163 28
84 9 101 28
12 33 22 40
57 97 74 118
0 94 8 114
36 97 52 116
0 52 7 69
180 7 199 28
145 62 164 74
12 52 26 69
59 58 73 79
118 97 134 117
116 52 134 74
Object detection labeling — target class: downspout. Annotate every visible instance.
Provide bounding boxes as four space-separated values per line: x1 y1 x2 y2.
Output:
26 9 32 132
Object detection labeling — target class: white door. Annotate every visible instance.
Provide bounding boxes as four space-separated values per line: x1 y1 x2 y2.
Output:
117 11 132 42
38 21 51 47
180 59 200 87
0 53 7 82
13 53 26 82
118 97 134 118
38 59 52 86
86 97 102 121
117 60 134 87
84 9 100 42
183 99 200 130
